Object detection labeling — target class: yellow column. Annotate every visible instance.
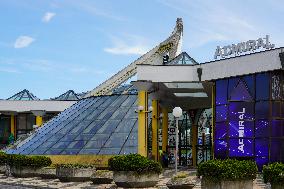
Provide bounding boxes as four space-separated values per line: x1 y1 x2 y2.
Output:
162 108 168 153
10 115 15 137
151 100 159 161
212 84 215 159
36 116 43 127
192 124 197 167
138 91 148 157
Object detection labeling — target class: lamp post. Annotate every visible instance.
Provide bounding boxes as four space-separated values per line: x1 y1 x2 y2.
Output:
172 107 182 174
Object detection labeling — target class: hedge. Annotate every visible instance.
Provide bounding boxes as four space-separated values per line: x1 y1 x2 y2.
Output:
108 154 162 174
197 159 258 182
0 152 8 165
7 154 52 168
263 162 284 185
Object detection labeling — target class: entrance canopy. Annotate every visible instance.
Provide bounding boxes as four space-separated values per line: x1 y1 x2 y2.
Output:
134 48 284 110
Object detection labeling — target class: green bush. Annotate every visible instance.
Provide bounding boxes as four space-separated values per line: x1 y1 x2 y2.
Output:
263 162 284 184
55 163 96 169
7 154 52 168
108 154 162 174
0 152 8 165
197 159 258 182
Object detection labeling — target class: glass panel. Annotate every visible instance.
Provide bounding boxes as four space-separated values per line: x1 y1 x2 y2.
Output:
121 95 137 107
69 120 92 134
85 134 109 148
123 132 137 147
99 148 121 155
67 140 87 149
59 134 78 142
109 108 129 120
271 120 282 137
255 101 269 119
255 139 269 157
270 139 281 162
103 133 129 148
52 142 70 149
124 107 137 119
115 119 137 133
97 108 116 120
75 134 93 141
215 122 226 139
216 79 228 105
228 121 254 138
85 109 104 120
230 79 253 101
243 75 255 98
256 73 269 100
228 138 253 157
96 120 120 134
228 77 238 97
255 156 269 170
216 105 227 122
214 140 227 159
83 120 106 134
229 102 254 121
272 102 281 117
109 95 128 107
255 120 269 137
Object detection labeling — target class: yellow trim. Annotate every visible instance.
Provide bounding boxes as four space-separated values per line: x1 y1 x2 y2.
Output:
36 116 43 126
151 100 159 161
162 108 168 152
45 155 113 168
212 83 215 159
138 91 148 157
10 115 15 137
192 124 197 167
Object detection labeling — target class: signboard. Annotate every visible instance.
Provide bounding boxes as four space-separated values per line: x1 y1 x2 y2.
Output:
214 35 275 59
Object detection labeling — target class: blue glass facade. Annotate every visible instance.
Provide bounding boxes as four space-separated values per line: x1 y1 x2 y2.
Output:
214 71 284 169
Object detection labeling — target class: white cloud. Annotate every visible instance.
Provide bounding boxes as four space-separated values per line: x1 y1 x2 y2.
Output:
0 67 21 73
14 36 35 48
104 35 150 55
42 12 56 23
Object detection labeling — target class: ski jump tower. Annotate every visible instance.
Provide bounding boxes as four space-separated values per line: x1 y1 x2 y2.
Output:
85 18 183 97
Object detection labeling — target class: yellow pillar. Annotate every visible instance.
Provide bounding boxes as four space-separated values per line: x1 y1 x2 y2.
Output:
36 116 43 127
162 108 168 153
192 124 197 167
138 91 148 157
10 115 15 137
151 100 159 161
212 84 215 159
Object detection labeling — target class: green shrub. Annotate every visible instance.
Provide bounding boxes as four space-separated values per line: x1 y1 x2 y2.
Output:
197 159 258 182
108 154 162 174
263 162 284 184
0 152 8 165
55 163 96 169
7 154 52 168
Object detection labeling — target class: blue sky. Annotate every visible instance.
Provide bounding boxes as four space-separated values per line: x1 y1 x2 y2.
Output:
1 0 284 99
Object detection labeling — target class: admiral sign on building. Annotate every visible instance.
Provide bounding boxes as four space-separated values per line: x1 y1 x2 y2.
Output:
214 35 275 59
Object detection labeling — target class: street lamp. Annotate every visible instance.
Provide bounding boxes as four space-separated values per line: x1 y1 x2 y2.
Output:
172 107 182 174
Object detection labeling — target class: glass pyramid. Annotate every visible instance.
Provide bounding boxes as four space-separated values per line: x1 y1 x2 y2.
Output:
52 90 80 101
7 89 40 100
6 85 138 155
230 79 253 101
166 52 198 65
